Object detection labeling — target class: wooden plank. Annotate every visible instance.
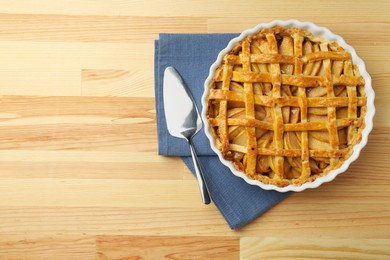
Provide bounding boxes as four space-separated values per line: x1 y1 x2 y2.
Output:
0 96 157 151
0 179 204 208
0 0 387 18
0 96 155 120
0 157 186 180
0 41 153 96
96 235 239 259
0 175 388 209
0 205 388 238
0 235 95 260
0 14 207 43
81 69 153 97
241 237 390 259
0 41 153 70
0 71 81 97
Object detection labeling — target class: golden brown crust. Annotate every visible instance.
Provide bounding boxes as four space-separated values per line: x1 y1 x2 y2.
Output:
206 26 367 187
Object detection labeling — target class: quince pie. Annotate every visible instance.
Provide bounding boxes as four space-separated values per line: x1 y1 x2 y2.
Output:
206 26 367 187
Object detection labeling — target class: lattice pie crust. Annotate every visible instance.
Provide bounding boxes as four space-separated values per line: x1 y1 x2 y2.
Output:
206 26 367 187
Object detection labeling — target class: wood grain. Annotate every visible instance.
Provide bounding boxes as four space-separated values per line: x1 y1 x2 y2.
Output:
81 69 152 97
0 0 387 17
96 236 239 259
0 0 389 259
0 42 154 96
241 237 390 260
0 96 156 151
0 13 207 43
0 235 95 260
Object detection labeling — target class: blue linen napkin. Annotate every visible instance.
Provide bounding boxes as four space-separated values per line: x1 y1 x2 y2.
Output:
155 34 291 229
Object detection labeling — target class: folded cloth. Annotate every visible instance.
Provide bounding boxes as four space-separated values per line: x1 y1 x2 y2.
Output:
155 34 291 229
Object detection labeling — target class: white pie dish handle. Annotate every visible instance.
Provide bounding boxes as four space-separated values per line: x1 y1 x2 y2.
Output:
201 19 375 192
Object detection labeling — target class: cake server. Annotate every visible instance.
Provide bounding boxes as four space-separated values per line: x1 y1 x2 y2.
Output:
163 66 211 205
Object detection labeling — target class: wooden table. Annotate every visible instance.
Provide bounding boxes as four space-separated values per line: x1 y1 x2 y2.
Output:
0 1 389 259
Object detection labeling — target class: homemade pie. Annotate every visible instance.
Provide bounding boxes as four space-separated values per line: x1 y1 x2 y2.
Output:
206 26 367 187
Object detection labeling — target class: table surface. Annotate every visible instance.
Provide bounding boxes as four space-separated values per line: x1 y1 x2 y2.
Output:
0 1 389 259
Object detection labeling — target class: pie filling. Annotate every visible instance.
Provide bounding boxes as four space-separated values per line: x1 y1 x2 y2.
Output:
206 26 367 187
